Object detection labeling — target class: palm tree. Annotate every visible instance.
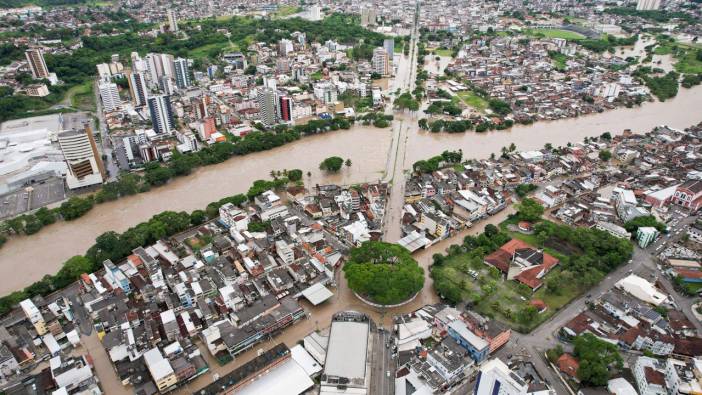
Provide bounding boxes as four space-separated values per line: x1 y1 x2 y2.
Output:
307 171 312 177
270 170 277 179
345 159 352 167
508 142 516 152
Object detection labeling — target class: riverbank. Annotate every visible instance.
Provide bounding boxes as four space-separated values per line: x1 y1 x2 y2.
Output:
0 85 700 294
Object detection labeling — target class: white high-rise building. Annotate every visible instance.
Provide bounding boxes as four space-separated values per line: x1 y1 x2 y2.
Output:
257 88 277 127
128 72 148 107
174 58 191 89
167 9 178 32
636 0 661 10
473 359 528 395
308 5 321 21
148 95 176 135
360 7 377 26
372 47 390 76
146 53 175 85
279 39 294 56
25 48 50 79
57 125 106 189
98 81 121 112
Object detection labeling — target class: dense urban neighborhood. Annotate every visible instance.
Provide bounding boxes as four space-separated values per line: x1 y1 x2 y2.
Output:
0 0 701 394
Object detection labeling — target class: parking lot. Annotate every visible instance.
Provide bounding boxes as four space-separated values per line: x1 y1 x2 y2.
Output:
0 178 66 220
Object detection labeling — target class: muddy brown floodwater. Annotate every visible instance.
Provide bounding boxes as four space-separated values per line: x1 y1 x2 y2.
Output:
0 85 701 294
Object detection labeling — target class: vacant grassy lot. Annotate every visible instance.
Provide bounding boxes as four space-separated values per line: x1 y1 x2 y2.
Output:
272 5 301 18
188 42 239 60
675 50 702 74
456 90 488 112
67 81 95 112
434 48 453 57
526 28 586 40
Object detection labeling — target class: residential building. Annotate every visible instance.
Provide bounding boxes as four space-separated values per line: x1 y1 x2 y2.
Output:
98 81 121 112
372 46 390 76
634 356 667 395
26 83 49 97
143 348 178 392
174 58 191 90
278 95 293 122
20 299 47 335
57 125 106 189
447 320 489 363
636 0 661 10
383 38 395 63
473 358 528 395
128 72 148 107
637 226 659 248
665 358 702 395
595 221 631 239
258 88 277 127
148 95 176 135
672 180 702 211
167 9 178 32
25 48 50 79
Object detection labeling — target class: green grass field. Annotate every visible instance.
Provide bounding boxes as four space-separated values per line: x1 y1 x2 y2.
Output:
66 81 95 111
675 50 702 74
433 48 453 57
272 5 302 18
456 90 488 112
188 42 239 59
526 28 586 40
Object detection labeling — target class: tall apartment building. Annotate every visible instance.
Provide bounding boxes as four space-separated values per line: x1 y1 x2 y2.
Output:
57 125 106 189
128 72 148 107
372 46 390 76
174 58 191 89
167 9 178 32
360 7 377 26
278 95 293 122
383 38 395 64
98 81 121 112
257 88 277 127
148 95 176 135
636 0 661 10
146 53 175 85
25 48 50 79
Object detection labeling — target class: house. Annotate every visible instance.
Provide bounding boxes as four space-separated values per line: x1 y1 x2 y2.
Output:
556 353 580 381
671 179 702 211
446 320 489 363
483 239 559 291
633 356 667 395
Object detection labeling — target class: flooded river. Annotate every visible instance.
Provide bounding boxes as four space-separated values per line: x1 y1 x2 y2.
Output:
1 84 701 294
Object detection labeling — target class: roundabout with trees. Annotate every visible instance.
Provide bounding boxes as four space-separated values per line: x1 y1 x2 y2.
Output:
343 241 425 306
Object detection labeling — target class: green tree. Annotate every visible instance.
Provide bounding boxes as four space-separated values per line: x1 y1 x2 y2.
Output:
287 169 303 182
345 159 352 168
319 156 344 172
573 333 623 386
624 215 666 233
516 198 544 222
343 241 424 305
598 149 612 161
190 210 207 225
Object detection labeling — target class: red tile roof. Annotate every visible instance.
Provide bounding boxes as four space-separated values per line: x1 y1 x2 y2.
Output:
557 353 580 379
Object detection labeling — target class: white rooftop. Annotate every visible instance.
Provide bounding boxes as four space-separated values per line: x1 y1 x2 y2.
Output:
236 358 313 395
300 282 333 306
324 320 369 380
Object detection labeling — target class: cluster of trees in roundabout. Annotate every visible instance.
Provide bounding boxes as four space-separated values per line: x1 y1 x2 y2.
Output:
343 241 424 305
